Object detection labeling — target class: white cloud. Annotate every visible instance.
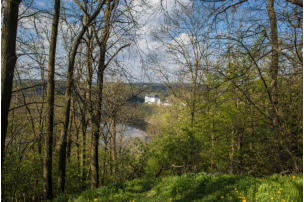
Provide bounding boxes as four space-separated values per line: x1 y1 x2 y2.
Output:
175 32 190 45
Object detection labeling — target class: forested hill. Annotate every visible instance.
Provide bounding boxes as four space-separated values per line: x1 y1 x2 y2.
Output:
2 0 302 201
14 80 169 98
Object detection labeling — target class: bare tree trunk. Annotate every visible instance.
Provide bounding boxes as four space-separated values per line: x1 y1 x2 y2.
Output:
267 0 280 145
190 78 197 129
210 132 214 171
67 99 74 160
75 118 80 170
112 118 117 174
78 26 94 189
102 140 108 185
90 57 105 188
38 63 46 156
85 22 93 117
1 0 22 161
266 0 299 172
90 0 115 188
90 121 101 188
81 18 94 187
58 36 80 193
58 2 104 192
81 109 87 188
237 134 243 174
43 0 60 199
78 44 88 188
249 105 254 152
229 132 235 174
109 136 113 175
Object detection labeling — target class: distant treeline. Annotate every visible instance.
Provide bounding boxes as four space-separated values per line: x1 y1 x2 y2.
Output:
13 80 175 103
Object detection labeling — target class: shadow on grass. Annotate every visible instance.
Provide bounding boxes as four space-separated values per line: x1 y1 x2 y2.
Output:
174 175 257 202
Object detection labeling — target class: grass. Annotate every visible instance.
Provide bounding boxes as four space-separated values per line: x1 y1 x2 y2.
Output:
54 173 302 202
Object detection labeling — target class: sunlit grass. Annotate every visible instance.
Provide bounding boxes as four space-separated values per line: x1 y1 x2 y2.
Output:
54 173 302 202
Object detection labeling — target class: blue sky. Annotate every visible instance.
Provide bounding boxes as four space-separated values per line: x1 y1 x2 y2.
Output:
17 0 302 83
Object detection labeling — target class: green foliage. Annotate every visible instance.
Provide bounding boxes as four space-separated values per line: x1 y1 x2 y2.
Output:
124 177 156 193
2 152 44 201
254 175 303 202
58 173 302 202
53 193 76 202
145 128 201 176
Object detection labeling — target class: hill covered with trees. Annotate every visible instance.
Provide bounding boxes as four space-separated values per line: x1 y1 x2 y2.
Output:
1 0 302 201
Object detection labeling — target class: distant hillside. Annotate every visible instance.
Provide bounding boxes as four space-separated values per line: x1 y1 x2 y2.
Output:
13 80 172 103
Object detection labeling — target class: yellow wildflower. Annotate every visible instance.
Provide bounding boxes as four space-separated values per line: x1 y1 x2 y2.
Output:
279 188 283 191
133 200 135 202
169 197 173 201
282 199 286 202
235 190 238 193
271 197 274 200
93 198 98 202
278 191 281 194
292 176 296 179
242 200 246 202
234 187 237 190
220 196 224 199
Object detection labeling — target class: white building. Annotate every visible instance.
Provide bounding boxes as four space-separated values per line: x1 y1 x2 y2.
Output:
144 94 161 104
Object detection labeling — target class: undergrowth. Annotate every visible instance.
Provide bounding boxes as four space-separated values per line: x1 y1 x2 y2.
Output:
54 173 302 202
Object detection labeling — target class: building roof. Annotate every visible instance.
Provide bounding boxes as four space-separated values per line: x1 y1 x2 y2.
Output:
145 94 159 98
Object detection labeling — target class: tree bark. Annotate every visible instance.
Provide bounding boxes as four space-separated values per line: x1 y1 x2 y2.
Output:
67 99 74 160
1 0 22 161
79 20 93 188
90 0 114 188
43 0 60 199
229 132 235 174
112 118 117 174
81 107 87 188
266 0 299 172
57 1 104 192
90 49 105 188
75 117 80 170
285 0 303 7
267 0 280 141
210 132 214 171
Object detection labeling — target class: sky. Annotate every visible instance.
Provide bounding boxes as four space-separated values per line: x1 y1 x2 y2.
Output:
16 0 302 83
17 0 192 83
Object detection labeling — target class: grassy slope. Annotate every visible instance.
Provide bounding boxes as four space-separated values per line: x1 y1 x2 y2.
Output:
55 173 302 202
